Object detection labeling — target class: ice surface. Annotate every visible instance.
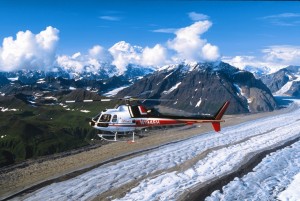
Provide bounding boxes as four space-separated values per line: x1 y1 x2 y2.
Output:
206 140 300 201
277 172 300 201
119 119 300 201
12 99 300 201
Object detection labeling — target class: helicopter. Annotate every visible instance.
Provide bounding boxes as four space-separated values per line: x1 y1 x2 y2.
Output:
66 98 230 142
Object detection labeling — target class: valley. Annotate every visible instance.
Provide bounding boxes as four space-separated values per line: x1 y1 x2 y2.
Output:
1 97 298 200
1 62 300 200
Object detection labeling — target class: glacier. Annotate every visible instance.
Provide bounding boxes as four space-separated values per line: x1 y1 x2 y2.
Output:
11 99 300 201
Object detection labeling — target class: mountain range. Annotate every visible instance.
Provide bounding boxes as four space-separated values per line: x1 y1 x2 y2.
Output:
0 64 153 100
2 61 300 116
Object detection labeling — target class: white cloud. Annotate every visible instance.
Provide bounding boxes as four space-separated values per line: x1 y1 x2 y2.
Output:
222 55 257 69
106 20 219 71
56 45 112 73
223 45 300 73
167 20 220 62
99 16 121 21
141 44 168 66
56 53 84 72
57 42 167 75
0 26 59 71
261 13 300 26
36 26 59 50
266 13 300 18
0 17 220 73
71 52 81 59
108 41 143 74
202 43 220 61
262 45 300 64
152 28 177 33
188 12 209 21
88 45 112 62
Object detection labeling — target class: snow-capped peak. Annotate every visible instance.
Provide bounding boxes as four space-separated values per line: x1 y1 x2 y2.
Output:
109 41 143 54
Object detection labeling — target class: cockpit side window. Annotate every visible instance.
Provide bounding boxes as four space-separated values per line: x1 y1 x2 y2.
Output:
112 115 118 122
99 114 111 122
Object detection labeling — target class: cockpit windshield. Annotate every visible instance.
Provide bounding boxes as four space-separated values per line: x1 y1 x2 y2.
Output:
99 114 111 122
92 114 100 122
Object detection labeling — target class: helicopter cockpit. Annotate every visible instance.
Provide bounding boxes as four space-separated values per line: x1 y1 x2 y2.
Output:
90 105 131 128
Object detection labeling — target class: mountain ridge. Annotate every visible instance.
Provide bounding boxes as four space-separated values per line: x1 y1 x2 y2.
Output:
116 62 277 114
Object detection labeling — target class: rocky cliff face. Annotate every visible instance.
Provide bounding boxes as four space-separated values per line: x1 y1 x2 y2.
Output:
260 66 300 97
0 75 10 87
260 69 291 93
117 62 277 114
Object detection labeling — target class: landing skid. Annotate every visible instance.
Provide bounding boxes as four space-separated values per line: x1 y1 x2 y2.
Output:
98 132 136 143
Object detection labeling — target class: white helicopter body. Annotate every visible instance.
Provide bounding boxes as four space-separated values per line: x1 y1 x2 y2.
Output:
67 98 230 142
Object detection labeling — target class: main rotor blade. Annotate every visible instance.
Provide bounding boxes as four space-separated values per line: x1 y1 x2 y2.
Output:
126 98 172 102
65 99 115 103
65 97 173 103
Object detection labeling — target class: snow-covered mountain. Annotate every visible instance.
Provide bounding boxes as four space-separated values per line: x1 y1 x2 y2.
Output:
116 62 277 114
0 63 154 102
0 61 280 114
260 66 300 96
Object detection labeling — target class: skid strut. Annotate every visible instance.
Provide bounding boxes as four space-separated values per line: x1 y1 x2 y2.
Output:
97 131 136 143
131 132 135 143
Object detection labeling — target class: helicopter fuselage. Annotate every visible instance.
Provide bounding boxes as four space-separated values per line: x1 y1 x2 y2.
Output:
89 102 230 133
89 105 186 132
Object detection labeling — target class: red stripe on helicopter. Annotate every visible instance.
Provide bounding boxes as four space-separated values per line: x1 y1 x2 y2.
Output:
135 119 224 126
135 119 185 126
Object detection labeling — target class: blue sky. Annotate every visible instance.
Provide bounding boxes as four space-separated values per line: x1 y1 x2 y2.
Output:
0 0 300 72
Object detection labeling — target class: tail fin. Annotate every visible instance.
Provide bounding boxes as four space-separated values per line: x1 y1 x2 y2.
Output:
212 122 221 132
212 101 230 132
214 101 230 120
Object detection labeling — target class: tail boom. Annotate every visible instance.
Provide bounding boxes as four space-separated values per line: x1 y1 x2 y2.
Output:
189 119 224 132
